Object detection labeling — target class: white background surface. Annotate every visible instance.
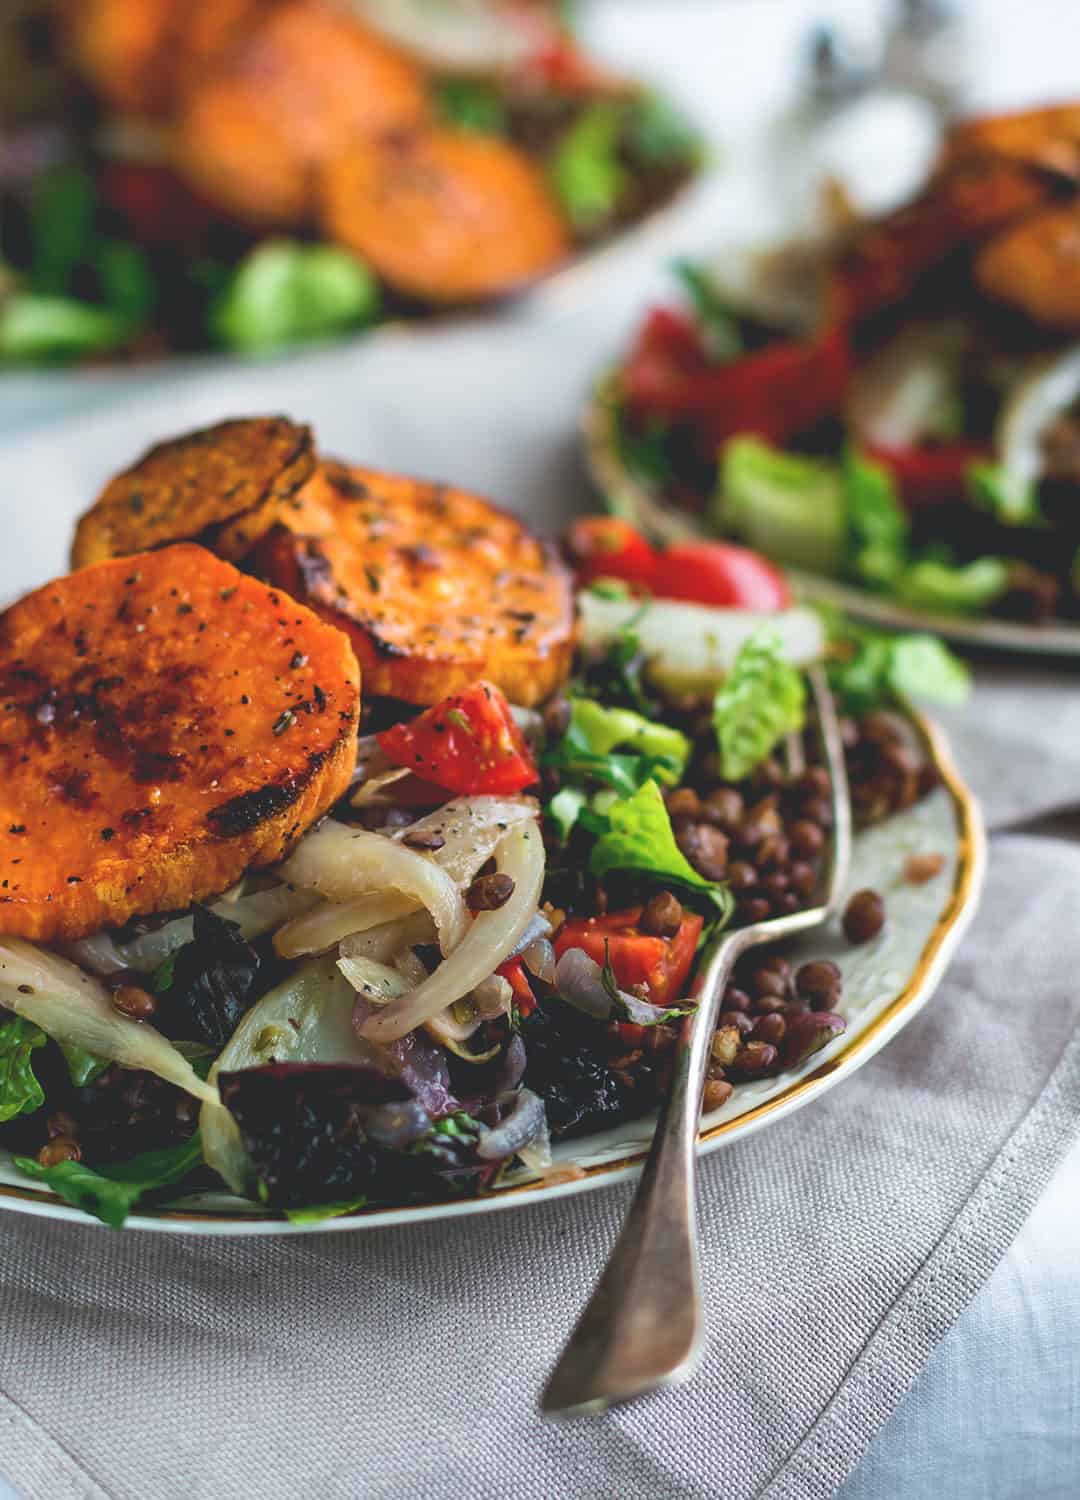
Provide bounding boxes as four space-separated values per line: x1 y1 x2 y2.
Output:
2 3 1079 1496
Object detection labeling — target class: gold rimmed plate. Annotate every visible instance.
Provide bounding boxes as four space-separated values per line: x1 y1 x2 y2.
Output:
0 707 984 1234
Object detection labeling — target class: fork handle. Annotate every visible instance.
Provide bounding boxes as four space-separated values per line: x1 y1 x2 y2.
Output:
540 935 740 1415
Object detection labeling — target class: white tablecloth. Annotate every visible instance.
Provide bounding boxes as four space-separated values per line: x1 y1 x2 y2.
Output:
1 4 1078 1497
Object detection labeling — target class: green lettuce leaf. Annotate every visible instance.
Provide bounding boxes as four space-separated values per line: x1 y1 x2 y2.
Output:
625 92 703 167
844 447 910 588
14 1134 204 1229
58 1040 109 1089
213 240 380 353
0 1017 46 1122
285 1197 367 1225
826 618 971 715
0 293 132 361
715 435 846 576
589 780 733 917
433 78 507 135
712 631 806 781
893 555 1009 614
966 460 1041 526
546 786 589 843
550 103 629 233
568 698 689 781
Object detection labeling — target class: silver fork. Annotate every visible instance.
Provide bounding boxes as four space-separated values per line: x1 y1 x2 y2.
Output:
541 665 852 1416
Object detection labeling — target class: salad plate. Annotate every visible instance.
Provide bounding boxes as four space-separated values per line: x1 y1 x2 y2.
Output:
586 102 1080 656
584 376 1080 658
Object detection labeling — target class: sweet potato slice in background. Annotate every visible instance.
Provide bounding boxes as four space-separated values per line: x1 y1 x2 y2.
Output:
61 0 268 118
175 0 429 226
0 544 360 942
321 126 570 302
253 461 575 707
71 416 316 568
945 104 1080 183
976 201 1080 330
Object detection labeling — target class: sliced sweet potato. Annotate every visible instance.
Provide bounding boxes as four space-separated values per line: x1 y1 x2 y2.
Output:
252 461 575 706
175 0 429 227
321 126 570 302
61 0 268 118
945 104 1080 183
976 201 1080 330
71 416 317 569
0 544 360 942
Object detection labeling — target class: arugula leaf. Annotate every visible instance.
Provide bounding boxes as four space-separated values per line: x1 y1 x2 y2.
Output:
589 780 733 917
434 78 507 135
213 240 380 353
95 238 156 324
966 460 1041 526
843 447 910 589
14 1134 204 1229
712 630 806 781
574 614 655 715
550 103 629 234
0 1017 46 1122
893 555 1009 614
616 406 674 487
674 259 742 361
285 1197 367 1225
58 1041 108 1089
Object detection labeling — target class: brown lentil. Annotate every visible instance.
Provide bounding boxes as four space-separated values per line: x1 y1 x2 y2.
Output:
111 984 156 1022
37 1138 81 1168
702 1079 734 1112
675 823 729 882
46 1110 78 1141
795 959 842 1010
752 1013 787 1045
639 890 684 938
904 852 945 885
402 828 446 851
843 889 886 944
733 1040 778 1076
466 873 515 911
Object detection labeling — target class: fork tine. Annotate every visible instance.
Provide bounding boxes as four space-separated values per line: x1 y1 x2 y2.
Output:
807 665 853 917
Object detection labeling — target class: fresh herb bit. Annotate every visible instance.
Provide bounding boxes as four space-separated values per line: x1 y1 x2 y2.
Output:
0 1017 46 1122
574 614 654 716
151 952 177 995
893 555 1009 614
843 446 910 589
587 578 635 602
966 460 1041 526
445 708 472 734
58 1040 109 1089
715 436 846 576
273 709 296 736
14 1134 204 1229
434 77 507 135
588 780 733 917
674 259 742 362
712 630 806 781
625 91 703 167
95 238 156 325
212 240 381 354
550 102 629 234
284 1197 368 1225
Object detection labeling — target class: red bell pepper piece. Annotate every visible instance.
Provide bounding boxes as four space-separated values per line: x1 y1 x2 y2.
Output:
864 439 992 510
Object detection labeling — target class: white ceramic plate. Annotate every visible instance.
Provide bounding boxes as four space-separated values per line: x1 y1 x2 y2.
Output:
583 374 1080 658
0 711 983 1234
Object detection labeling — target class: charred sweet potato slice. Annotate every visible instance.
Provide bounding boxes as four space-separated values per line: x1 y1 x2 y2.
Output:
976 201 1080 330
321 126 570 303
945 104 1080 183
252 461 575 707
175 0 429 226
71 416 316 569
0 544 360 942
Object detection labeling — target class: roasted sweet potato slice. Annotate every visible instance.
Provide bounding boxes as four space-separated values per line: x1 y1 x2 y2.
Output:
321 126 570 302
946 104 1080 183
175 0 429 226
976 201 1080 330
71 417 316 569
252 461 575 707
0 544 360 942
61 0 268 117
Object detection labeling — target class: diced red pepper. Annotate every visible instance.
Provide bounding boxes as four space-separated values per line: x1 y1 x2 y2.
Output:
377 682 538 796
553 907 704 1008
564 515 659 591
622 307 851 457
864 439 992 511
496 957 537 1018
652 540 791 611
